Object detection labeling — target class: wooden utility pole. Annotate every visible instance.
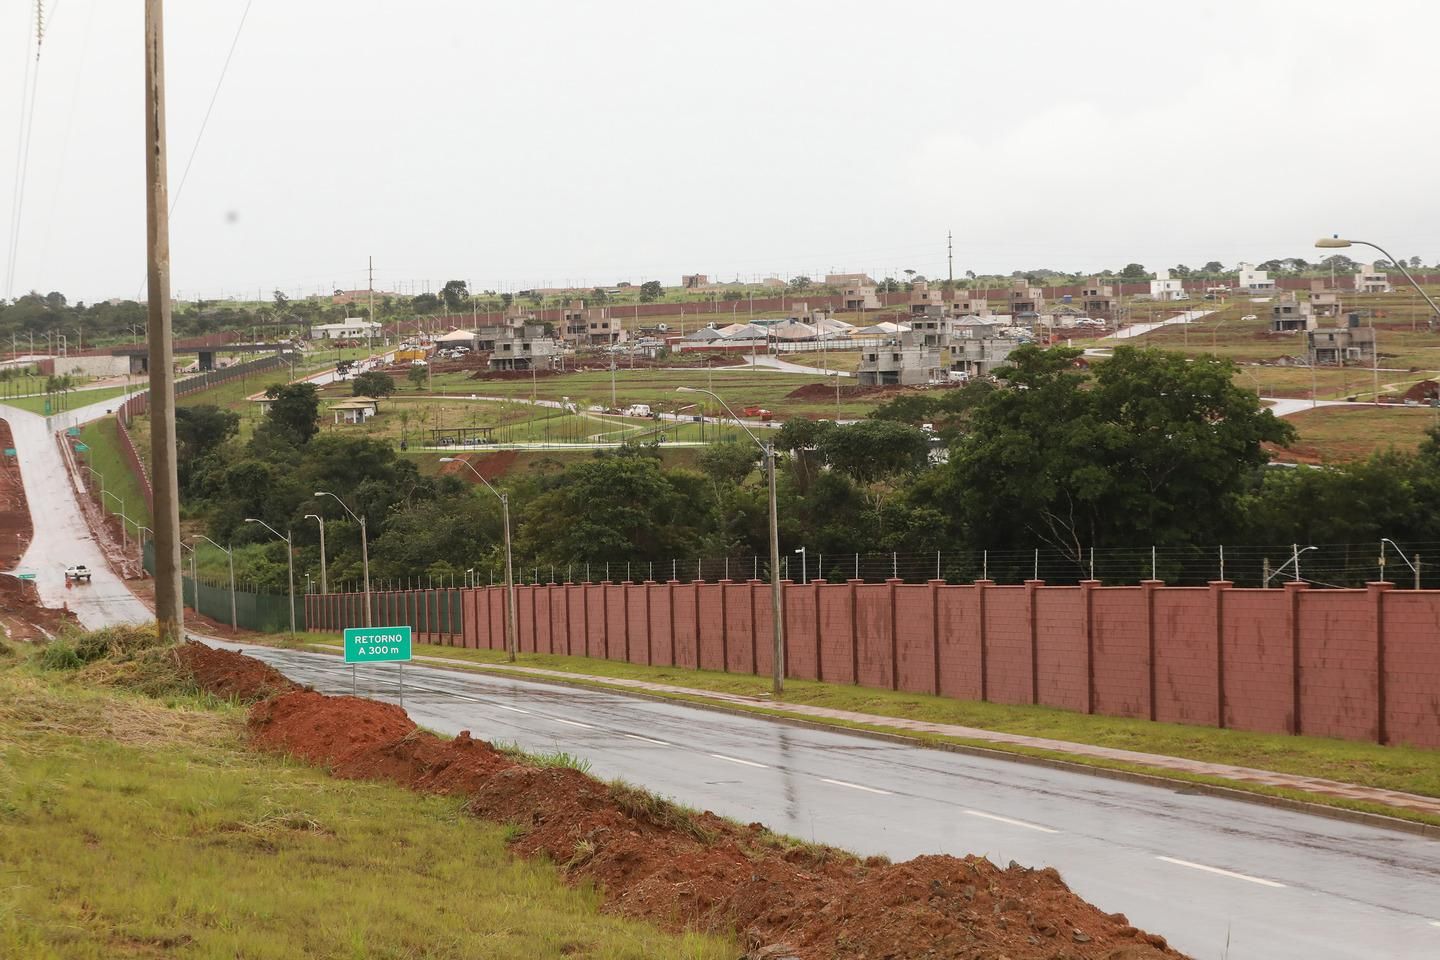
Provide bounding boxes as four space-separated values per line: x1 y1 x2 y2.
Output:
145 0 183 641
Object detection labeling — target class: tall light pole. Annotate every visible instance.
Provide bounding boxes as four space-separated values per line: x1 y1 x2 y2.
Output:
1315 236 1440 318
192 534 236 630
677 385 785 697
145 0 184 644
244 518 295 636
304 513 327 594
314 491 370 626
438 457 517 662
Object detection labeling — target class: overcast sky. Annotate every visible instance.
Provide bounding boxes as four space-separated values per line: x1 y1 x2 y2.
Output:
3 0 1437 303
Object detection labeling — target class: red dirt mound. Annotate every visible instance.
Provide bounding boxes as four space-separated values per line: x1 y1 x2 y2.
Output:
785 381 907 401
438 450 518 481
249 690 513 793
176 642 299 701
243 680 1184 960
1401 379 1439 403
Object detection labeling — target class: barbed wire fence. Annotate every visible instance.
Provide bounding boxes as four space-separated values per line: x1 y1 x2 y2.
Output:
316 540 1440 594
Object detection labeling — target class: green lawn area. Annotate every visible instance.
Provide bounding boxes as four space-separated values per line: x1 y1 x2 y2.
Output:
77 416 152 528
0 384 131 415
1277 404 1439 462
0 660 734 959
422 367 882 420
277 637 1440 826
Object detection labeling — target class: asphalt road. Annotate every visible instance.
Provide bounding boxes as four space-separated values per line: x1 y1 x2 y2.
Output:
5 396 153 627
210 639 1440 960
5 382 1438 959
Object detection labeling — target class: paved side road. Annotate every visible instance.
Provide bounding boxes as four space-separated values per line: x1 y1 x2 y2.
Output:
209 638 1440 960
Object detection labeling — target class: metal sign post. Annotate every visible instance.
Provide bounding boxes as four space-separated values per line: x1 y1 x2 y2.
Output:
343 625 412 707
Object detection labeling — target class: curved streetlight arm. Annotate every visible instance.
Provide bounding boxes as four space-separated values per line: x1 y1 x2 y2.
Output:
1264 545 1318 584
676 386 766 453
244 517 290 545
314 490 362 525
1316 237 1440 318
191 534 231 556
1381 538 1418 574
438 457 506 505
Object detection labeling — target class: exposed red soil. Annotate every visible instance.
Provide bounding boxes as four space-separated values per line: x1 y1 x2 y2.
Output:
1401 379 1439 403
174 641 298 701
0 419 30 569
0 418 80 640
211 667 1185 960
786 381 910 401
437 450 518 481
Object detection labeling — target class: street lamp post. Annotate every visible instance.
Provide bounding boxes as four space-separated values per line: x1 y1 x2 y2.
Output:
245 518 295 636
315 491 370 626
677 386 786 697
103 491 127 549
438 457 517 662
1315 236 1440 318
193 534 236 630
304 513 327 594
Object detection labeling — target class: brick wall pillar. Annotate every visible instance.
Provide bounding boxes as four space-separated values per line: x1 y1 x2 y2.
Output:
1080 579 1099 714
1284 580 1308 734
1025 579 1044 704
928 579 943 695
1142 579 1162 721
1369 581 1393 744
974 579 993 701
848 579 863 684
887 578 900 690
642 580 655 665
1209 581 1232 728
815 578 827 683
718 579 731 671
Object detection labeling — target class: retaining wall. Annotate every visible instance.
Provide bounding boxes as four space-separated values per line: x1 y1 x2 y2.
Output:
304 579 1440 748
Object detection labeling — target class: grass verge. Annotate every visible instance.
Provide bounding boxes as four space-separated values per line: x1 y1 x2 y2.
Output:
0 649 734 959
0 384 130 415
274 635 1440 827
76 416 153 528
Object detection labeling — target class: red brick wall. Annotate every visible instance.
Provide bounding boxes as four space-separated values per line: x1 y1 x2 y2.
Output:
1382 590 1440 747
985 586 1032 705
313 580 1440 747
1154 589 1218 726
1035 586 1087 712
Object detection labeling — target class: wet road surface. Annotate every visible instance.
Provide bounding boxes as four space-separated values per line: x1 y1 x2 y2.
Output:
211 639 1440 960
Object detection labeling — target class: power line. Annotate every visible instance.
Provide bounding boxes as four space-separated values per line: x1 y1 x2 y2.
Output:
4 2 45 300
169 0 254 214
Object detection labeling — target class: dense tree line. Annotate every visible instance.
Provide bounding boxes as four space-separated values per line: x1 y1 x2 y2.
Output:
171 347 1439 593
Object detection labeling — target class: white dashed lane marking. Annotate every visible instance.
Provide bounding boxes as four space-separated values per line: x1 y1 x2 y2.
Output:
624 734 671 746
820 777 893 796
1156 856 1286 888
709 753 768 769
963 810 1059 834
551 717 595 729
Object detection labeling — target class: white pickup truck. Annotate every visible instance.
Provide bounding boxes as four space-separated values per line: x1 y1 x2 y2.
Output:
64 564 92 583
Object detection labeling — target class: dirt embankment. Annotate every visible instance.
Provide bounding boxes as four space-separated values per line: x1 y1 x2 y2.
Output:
437 450 518 481
178 646 1185 960
0 418 79 640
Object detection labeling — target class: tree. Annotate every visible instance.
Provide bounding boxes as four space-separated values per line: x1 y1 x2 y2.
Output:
1410 256 1424 270
818 420 930 485
515 456 706 563
722 289 743 301
1202 261 1225 274
926 345 1294 566
1319 254 1358 273
407 365 427 391
412 292 441 313
272 289 289 312
352 370 396 398
262 382 321 445
175 404 239 463
1170 264 1193 278
788 276 812 292
589 287 610 304
638 280 664 303
1119 263 1147 279
440 279 469 312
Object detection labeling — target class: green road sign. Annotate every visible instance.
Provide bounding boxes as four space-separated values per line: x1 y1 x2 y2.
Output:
344 625 412 663
17 573 35 581
66 427 80 436
43 399 51 415
2 448 14 457
74 442 89 453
